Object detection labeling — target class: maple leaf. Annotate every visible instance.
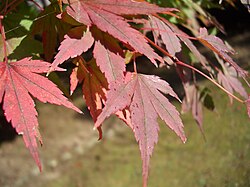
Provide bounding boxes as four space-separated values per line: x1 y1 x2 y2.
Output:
94 40 125 83
182 83 203 130
92 29 125 83
161 19 211 70
177 66 205 134
51 27 94 71
149 16 181 56
0 57 82 170
70 57 108 138
61 0 164 66
32 2 71 61
64 0 177 16
94 73 186 187
146 17 211 71
198 27 248 77
218 71 248 103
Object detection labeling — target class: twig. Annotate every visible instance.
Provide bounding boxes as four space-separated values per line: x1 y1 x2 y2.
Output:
145 36 244 103
29 0 44 11
176 60 244 103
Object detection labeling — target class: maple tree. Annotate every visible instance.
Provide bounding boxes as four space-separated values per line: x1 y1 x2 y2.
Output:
0 0 249 187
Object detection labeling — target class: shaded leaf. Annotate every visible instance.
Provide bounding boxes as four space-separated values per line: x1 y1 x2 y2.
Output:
149 16 181 56
181 83 204 133
200 88 215 111
163 19 211 71
70 57 108 139
32 2 71 61
218 71 247 103
8 35 43 60
70 57 108 121
177 66 204 135
198 27 248 77
192 88 203 132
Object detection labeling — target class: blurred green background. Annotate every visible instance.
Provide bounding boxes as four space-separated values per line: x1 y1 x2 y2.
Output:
43 81 250 187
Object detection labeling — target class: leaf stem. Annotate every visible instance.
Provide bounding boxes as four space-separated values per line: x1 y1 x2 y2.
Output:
5 10 56 34
4 0 9 14
0 16 8 63
4 0 24 15
29 0 44 11
176 60 244 103
152 14 198 40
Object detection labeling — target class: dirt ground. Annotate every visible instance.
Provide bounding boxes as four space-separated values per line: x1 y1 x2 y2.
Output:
0 27 250 187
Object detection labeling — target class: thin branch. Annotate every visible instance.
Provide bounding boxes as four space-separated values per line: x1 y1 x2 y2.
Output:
28 0 44 11
5 0 24 15
5 10 56 34
152 14 198 40
176 60 244 103
4 0 9 14
145 36 244 103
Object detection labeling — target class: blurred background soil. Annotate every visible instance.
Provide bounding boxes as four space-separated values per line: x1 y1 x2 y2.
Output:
0 3 250 187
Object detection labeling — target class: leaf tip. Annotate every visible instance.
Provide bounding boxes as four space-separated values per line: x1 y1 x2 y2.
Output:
72 106 83 114
47 66 66 76
38 163 42 172
183 137 187 144
78 110 84 114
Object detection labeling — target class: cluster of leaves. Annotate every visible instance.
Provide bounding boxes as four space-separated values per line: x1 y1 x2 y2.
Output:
0 0 249 186
149 0 226 34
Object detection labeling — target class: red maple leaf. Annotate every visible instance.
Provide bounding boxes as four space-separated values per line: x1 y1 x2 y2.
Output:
176 66 205 136
218 71 248 103
149 16 181 56
92 29 126 83
198 27 248 77
94 73 186 187
51 27 95 70
0 58 82 170
57 0 170 67
70 57 108 139
181 83 204 134
64 0 177 20
151 18 211 70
